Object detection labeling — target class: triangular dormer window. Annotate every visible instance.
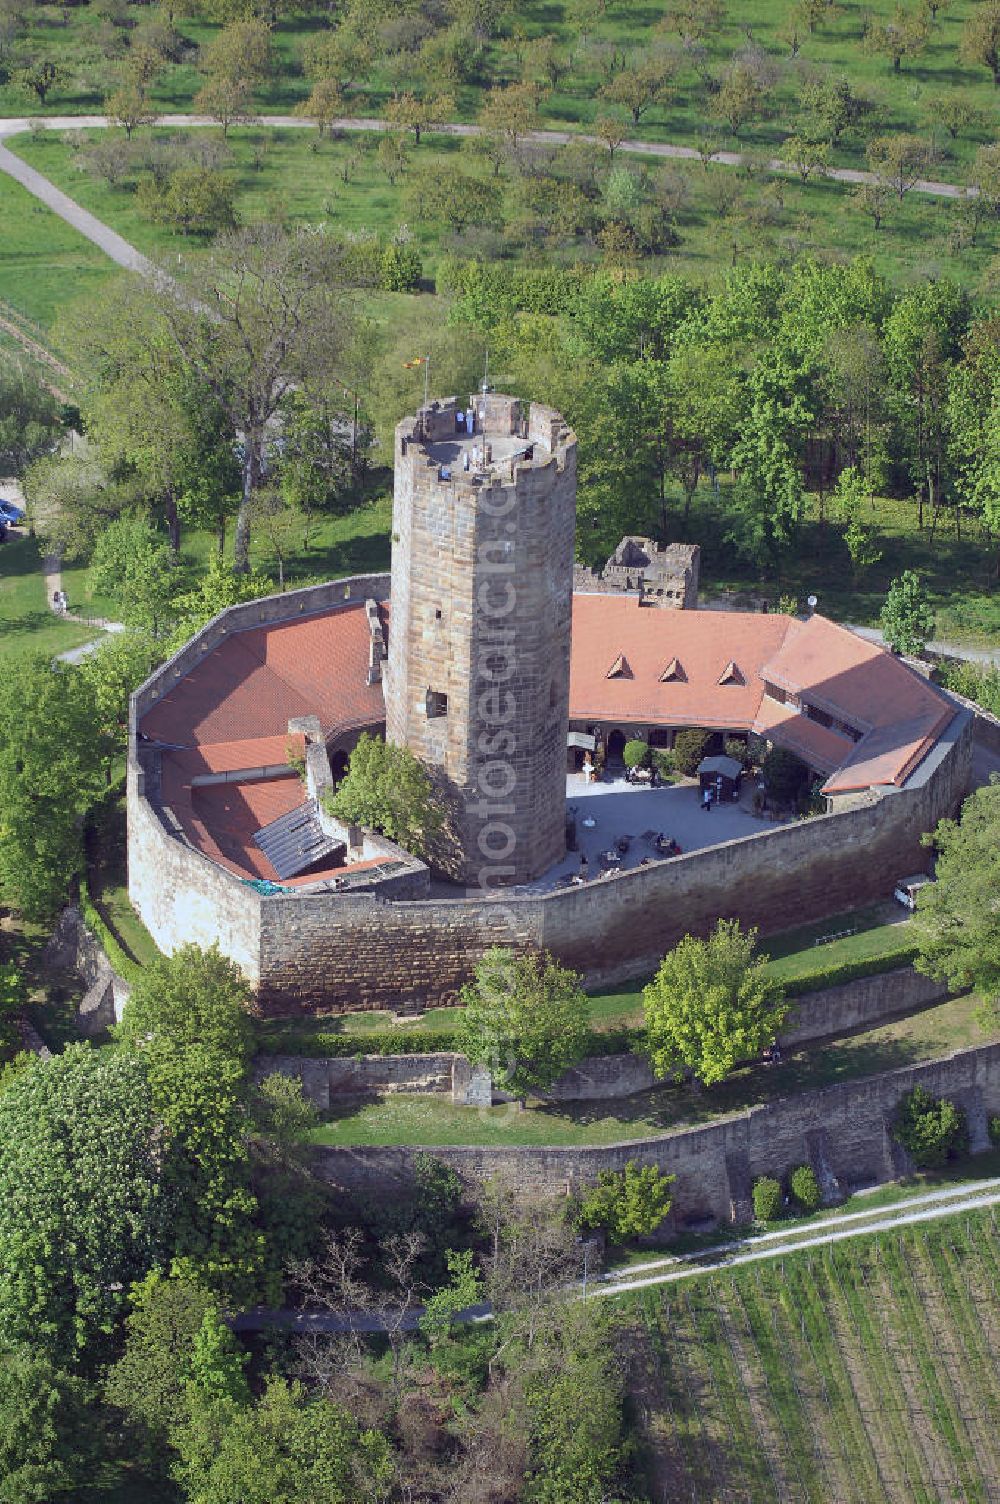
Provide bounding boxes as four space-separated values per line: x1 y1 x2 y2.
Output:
659 657 685 683
718 660 744 686
606 654 633 680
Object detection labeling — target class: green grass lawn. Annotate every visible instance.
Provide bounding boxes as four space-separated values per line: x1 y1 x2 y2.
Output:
0 167 116 334
84 789 160 970
308 991 992 1147
0 532 100 656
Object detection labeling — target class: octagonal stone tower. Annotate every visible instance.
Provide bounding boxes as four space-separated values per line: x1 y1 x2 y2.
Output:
384 393 577 886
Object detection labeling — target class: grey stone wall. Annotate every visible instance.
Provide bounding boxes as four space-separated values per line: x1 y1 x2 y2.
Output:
42 905 130 1037
310 1038 1000 1226
259 967 948 1106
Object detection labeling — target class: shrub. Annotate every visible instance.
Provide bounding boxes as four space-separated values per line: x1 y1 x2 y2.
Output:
893 1086 969 1167
651 747 675 779
623 738 650 769
752 1176 782 1222
761 745 810 803
380 242 422 292
723 737 752 769
672 728 712 776
788 1164 821 1213
576 1161 675 1244
989 1115 1000 1147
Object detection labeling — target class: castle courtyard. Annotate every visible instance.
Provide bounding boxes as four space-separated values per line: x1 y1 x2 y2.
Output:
524 776 788 893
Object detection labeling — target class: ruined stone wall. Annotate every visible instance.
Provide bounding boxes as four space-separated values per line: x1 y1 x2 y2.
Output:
310 1039 1000 1226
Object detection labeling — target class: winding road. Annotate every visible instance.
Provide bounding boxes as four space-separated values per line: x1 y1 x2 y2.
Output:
0 111 975 279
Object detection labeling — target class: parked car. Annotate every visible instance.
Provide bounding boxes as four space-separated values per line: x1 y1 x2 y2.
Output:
893 873 932 910
0 498 25 526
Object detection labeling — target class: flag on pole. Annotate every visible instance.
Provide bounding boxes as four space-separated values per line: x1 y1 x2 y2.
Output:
402 356 428 368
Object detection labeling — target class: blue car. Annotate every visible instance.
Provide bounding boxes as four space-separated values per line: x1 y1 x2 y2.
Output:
0 499 24 526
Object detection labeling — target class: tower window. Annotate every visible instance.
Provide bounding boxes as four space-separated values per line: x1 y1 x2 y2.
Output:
425 689 448 718
435 608 442 621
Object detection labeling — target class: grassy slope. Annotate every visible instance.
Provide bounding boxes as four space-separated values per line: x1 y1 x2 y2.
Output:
0 532 98 655
629 1208 1000 1502
308 991 992 1147
0 166 115 334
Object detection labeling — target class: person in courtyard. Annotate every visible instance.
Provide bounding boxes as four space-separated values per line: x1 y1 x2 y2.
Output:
702 787 712 813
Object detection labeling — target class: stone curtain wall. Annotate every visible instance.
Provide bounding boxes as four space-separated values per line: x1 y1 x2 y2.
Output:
310 1039 1000 1227
255 711 971 1010
127 772 264 978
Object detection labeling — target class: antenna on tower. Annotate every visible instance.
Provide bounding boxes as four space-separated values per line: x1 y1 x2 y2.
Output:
481 350 492 396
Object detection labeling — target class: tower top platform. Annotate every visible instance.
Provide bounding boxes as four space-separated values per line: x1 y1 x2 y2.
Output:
396 392 575 485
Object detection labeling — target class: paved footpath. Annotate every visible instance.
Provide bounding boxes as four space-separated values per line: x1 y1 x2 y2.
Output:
232 1173 1000 1333
0 112 974 278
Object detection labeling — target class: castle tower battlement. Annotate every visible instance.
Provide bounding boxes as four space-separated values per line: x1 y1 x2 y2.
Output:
384 394 577 885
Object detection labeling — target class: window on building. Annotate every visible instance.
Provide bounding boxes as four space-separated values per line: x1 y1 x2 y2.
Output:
425 689 448 718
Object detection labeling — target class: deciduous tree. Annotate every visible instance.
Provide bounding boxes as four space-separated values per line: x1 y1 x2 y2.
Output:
457 947 589 1099
879 569 935 654
960 1 1000 87
0 654 106 921
914 778 1000 1019
116 942 254 1064
326 732 444 858
643 919 788 1086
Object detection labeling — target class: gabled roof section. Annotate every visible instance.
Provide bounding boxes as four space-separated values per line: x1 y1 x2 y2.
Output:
659 656 686 683
606 653 633 680
718 660 744 686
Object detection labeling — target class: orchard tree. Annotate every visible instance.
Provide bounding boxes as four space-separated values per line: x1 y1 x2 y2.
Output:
457 947 590 1099
960 1 1000 87
0 654 106 921
326 733 444 858
879 570 935 655
384 89 455 145
866 134 935 201
914 778 1000 1021
864 5 928 72
643 919 788 1086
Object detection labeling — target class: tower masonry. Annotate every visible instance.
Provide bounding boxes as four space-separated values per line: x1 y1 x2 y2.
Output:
384 393 577 886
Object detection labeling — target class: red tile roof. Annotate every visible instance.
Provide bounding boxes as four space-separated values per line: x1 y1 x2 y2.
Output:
144 592 954 878
568 596 952 793
569 597 791 729
142 605 384 747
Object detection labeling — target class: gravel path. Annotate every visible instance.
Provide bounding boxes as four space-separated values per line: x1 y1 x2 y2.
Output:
847 623 1000 667
232 1173 1000 1332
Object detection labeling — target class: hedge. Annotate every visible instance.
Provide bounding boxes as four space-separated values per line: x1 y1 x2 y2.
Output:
257 1022 647 1061
779 943 919 999
78 893 142 987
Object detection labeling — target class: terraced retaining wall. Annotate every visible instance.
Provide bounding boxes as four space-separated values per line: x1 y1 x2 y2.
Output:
310 1039 1000 1228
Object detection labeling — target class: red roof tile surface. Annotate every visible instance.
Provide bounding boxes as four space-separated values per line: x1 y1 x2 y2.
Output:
142 593 954 879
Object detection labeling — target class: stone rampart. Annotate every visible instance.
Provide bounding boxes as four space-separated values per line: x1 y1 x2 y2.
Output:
260 967 948 1106
41 904 130 1037
310 1039 1000 1226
